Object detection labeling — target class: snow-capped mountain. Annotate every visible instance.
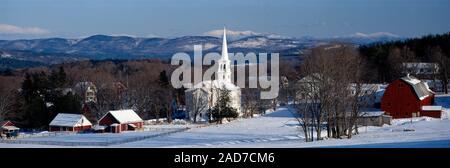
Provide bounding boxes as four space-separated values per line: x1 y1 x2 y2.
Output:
0 32 402 67
0 34 309 60
331 32 403 44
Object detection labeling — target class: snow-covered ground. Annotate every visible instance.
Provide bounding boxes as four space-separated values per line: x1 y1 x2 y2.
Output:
113 107 302 148
0 129 186 147
1 95 450 148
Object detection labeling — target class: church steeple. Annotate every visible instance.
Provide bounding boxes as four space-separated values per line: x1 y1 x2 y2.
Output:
221 27 229 61
217 27 231 83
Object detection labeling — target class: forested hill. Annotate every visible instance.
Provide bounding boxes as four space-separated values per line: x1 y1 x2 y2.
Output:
359 31 450 82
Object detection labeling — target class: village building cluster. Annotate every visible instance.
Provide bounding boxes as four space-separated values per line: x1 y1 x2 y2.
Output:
0 29 448 141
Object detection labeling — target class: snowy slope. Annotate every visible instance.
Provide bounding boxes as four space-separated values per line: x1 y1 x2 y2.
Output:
1 95 450 148
116 96 450 148
115 107 302 147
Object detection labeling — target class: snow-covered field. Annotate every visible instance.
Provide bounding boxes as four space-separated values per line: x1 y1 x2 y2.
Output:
113 107 302 148
1 95 450 148
0 129 186 147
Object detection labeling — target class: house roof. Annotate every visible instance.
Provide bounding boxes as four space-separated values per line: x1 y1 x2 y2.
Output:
102 109 143 124
75 81 95 88
1 126 19 130
49 113 92 127
92 125 107 130
185 80 240 92
0 121 12 127
402 62 439 74
359 111 386 117
400 75 434 100
421 106 442 111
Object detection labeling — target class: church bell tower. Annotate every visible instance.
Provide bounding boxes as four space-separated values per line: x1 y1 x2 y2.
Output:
217 27 231 83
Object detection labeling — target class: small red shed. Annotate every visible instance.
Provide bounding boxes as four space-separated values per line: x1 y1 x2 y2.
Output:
0 121 14 128
381 75 435 119
49 113 93 132
1 120 20 139
421 106 442 118
98 109 143 133
1 120 20 133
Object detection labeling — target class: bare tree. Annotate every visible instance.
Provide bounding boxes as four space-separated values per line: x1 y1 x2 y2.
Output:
241 88 261 118
293 44 370 141
187 89 209 123
293 74 321 142
0 76 21 121
431 46 449 93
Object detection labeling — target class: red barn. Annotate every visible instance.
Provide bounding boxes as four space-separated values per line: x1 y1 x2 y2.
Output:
49 113 93 132
381 75 435 118
98 109 143 133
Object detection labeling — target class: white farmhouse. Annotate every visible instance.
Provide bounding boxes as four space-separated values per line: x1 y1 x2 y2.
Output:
74 81 97 103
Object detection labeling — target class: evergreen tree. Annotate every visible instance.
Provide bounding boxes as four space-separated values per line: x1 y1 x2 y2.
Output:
21 73 33 103
360 31 450 83
24 97 48 128
50 93 82 115
49 66 67 89
20 72 50 128
19 67 82 128
211 87 238 124
159 70 169 87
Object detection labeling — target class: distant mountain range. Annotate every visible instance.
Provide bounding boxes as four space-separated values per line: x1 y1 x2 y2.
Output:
0 33 403 70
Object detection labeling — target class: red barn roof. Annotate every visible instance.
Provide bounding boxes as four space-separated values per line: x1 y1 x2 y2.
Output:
400 75 434 100
0 120 14 127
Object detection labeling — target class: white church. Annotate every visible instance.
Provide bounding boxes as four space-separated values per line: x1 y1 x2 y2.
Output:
185 28 242 122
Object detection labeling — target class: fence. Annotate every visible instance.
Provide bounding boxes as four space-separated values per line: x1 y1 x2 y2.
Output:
0 131 75 140
0 127 189 147
17 132 75 139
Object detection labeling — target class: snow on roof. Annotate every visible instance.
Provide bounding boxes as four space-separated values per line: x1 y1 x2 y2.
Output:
403 62 439 68
350 83 383 92
49 113 92 127
401 75 421 85
1 126 19 130
400 75 434 100
93 125 106 130
359 111 386 117
75 81 95 88
186 80 240 92
421 106 442 111
105 109 143 124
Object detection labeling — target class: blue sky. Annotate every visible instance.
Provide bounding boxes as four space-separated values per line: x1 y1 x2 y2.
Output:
1 0 449 40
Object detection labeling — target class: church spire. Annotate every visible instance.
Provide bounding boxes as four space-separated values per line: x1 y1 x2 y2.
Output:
221 27 229 61
217 27 231 83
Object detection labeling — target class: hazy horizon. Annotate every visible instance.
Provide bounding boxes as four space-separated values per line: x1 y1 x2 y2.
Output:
1 0 450 40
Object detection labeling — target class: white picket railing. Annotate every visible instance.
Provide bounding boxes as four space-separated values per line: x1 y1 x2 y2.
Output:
0 128 189 146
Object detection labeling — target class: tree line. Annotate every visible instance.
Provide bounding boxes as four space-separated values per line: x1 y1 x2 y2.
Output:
360 31 450 92
0 59 177 129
